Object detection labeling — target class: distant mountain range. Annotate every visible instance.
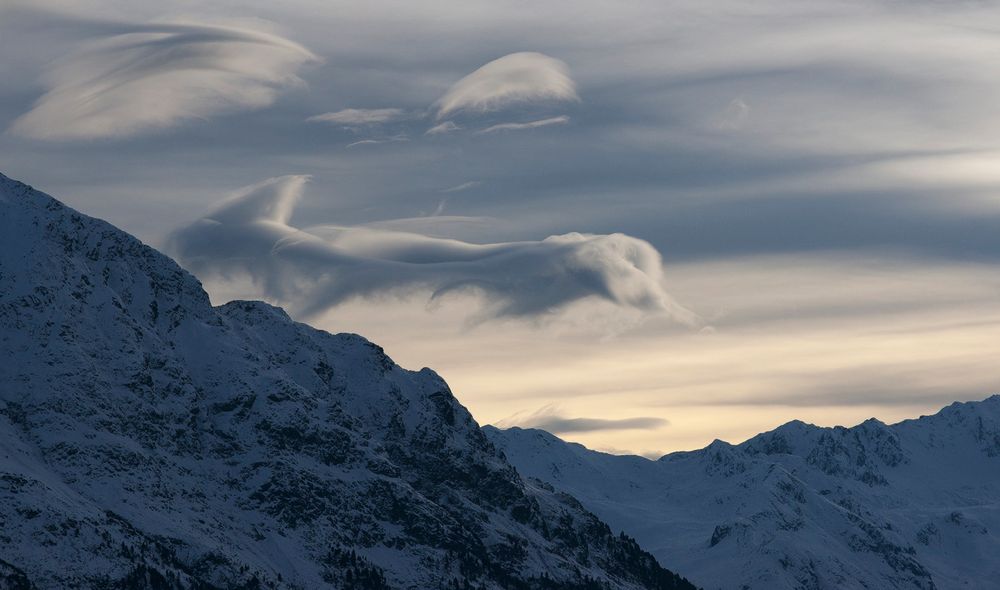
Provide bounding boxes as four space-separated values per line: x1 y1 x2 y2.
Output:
487 396 1000 589
0 172 695 590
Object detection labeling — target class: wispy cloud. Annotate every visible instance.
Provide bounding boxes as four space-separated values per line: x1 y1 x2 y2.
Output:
497 405 669 434
436 52 578 119
713 98 750 131
307 108 406 126
345 134 409 148
169 175 698 323
441 181 480 193
425 121 461 135
10 19 318 140
476 115 569 135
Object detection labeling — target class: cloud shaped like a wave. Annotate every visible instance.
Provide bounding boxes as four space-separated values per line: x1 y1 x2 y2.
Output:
435 52 578 119
10 20 317 140
169 176 695 323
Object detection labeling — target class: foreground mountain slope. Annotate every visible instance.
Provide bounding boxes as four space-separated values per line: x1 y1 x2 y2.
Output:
487 398 1000 590
0 172 697 590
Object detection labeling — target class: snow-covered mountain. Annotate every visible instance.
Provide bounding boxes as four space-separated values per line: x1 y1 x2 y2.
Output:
487 398 1000 590
0 171 698 590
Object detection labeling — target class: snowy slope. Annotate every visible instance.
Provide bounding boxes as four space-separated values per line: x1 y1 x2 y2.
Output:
487 399 1000 590
0 171 698 590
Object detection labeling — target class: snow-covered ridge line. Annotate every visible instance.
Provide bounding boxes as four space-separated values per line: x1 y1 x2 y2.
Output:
488 396 1000 590
0 171 697 590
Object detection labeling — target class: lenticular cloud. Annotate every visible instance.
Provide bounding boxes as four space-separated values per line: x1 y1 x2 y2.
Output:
169 176 694 323
496 405 670 434
435 52 579 119
307 108 406 126
476 115 570 134
11 20 318 140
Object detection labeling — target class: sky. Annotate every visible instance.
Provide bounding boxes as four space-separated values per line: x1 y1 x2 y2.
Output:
3 0 1000 455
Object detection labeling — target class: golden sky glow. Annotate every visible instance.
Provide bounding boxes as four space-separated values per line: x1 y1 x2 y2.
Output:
207 251 1000 455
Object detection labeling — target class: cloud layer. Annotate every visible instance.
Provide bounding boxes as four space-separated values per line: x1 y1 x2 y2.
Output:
10 20 317 140
169 175 694 322
435 52 578 119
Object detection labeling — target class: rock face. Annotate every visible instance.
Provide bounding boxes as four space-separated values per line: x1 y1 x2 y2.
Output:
487 397 1000 590
0 172 697 590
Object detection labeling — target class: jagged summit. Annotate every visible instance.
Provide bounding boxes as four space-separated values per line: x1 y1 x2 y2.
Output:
0 173 697 590
221 299 294 321
913 393 1000 421
490 396 1000 590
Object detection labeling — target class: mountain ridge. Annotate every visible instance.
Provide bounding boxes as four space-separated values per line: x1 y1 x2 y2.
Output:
0 171 697 590
487 395 1000 590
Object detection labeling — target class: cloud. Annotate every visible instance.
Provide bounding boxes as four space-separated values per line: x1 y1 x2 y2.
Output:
497 405 669 434
436 52 579 119
361 215 494 239
307 108 406 126
344 134 409 148
9 19 317 140
425 121 461 135
169 175 697 323
441 181 481 193
713 98 750 131
476 115 570 135
592 446 666 459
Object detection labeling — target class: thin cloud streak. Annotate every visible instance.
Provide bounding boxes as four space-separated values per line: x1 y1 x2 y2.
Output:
441 181 480 193
476 115 569 134
497 405 669 434
307 108 406 126
345 134 409 148
425 121 461 135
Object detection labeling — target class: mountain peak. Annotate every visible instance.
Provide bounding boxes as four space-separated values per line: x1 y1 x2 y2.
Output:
489 396 1000 590
219 298 293 322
